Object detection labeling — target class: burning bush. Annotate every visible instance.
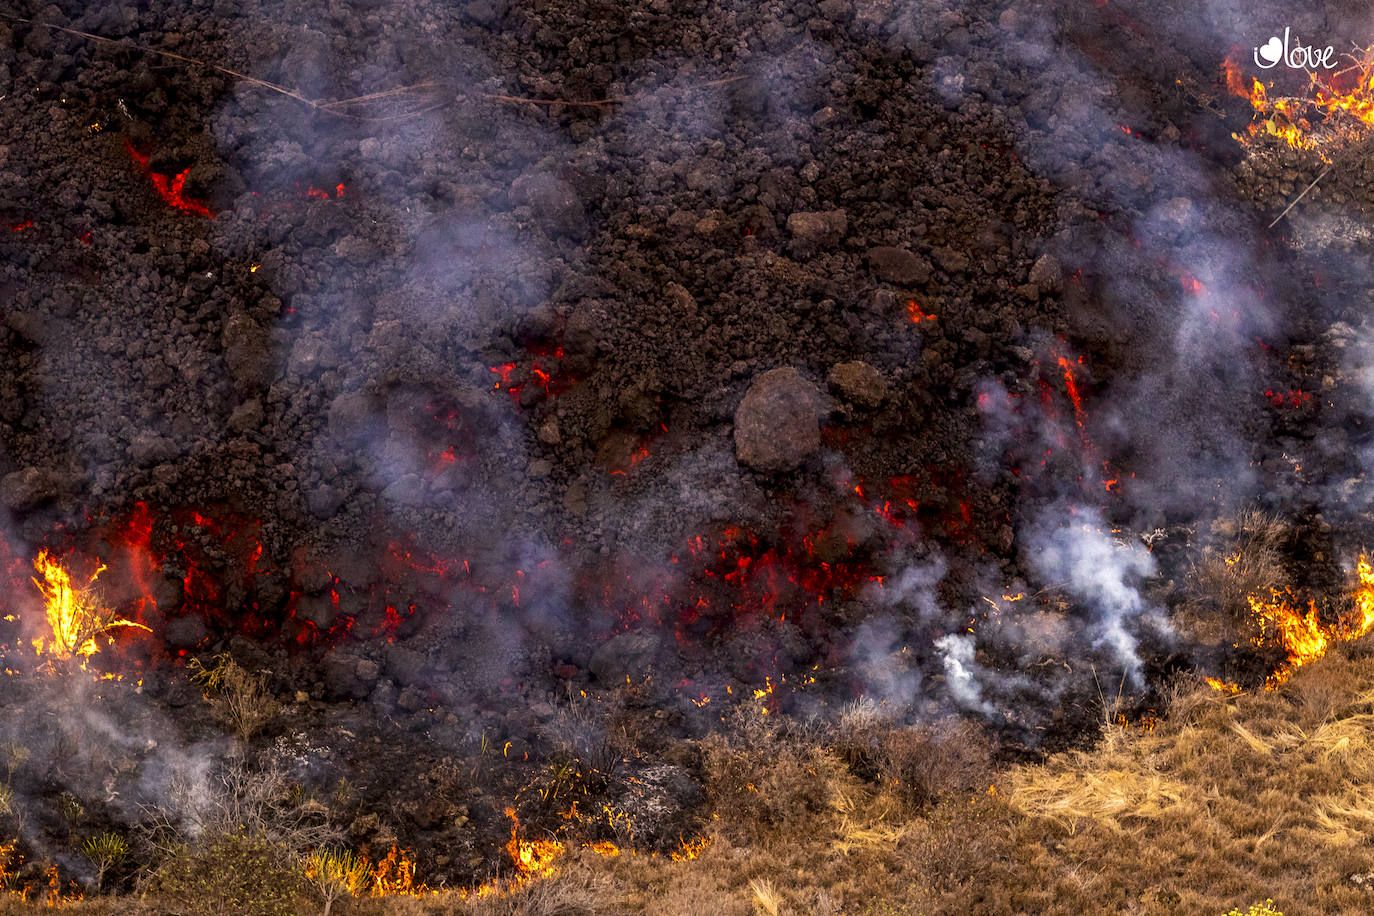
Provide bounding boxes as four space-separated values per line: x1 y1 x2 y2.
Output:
1186 510 1290 624
29 550 147 665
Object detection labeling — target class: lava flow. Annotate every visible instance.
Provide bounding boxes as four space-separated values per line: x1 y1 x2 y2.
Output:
124 141 214 217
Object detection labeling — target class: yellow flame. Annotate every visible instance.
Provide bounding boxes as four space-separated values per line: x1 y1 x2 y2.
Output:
505 807 564 878
1205 677 1242 694
585 841 620 857
370 845 422 897
30 551 146 662
669 835 712 862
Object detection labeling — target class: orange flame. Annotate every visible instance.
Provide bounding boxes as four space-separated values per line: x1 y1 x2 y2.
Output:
1247 555 1374 686
1231 48 1374 157
505 807 564 878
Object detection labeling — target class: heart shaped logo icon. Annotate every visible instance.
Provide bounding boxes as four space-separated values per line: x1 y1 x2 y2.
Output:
1258 36 1283 63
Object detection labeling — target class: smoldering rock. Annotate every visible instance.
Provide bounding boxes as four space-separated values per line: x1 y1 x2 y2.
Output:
589 631 661 683
828 360 890 408
164 615 209 650
867 246 931 285
511 170 587 240
296 593 337 629
734 367 822 472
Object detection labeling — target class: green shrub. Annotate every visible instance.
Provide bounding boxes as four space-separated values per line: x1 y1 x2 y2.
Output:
149 830 309 916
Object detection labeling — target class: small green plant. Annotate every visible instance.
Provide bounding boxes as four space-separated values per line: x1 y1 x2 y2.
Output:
56 792 85 826
81 831 130 890
0 744 29 782
1224 902 1283 916
303 847 373 916
188 653 280 743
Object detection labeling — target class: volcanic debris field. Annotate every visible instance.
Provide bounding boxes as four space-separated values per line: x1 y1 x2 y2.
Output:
3 0 1374 912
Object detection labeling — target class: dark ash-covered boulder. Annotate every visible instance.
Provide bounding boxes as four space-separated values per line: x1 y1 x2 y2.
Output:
734 367 822 472
0 466 61 512
589 631 661 683
220 313 274 391
786 209 847 257
511 170 586 240
828 360 890 408
867 246 930 285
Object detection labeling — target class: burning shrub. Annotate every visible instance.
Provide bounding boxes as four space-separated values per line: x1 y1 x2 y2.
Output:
304 846 373 916
188 653 280 743
30 550 146 665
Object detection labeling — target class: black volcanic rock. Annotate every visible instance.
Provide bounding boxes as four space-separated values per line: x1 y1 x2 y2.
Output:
511 170 586 240
0 467 59 511
220 313 273 391
589 631 661 683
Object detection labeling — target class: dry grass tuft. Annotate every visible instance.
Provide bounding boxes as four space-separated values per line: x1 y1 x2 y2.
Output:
189 653 280 743
1187 509 1289 622
748 878 781 915
1009 766 1187 831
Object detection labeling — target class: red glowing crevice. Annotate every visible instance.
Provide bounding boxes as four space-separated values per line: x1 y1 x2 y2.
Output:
1265 389 1312 408
124 141 214 218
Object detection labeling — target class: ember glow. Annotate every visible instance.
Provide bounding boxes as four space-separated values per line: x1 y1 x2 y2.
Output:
124 142 214 217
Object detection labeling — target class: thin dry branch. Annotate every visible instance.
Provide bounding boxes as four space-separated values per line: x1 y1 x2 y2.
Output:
1 14 747 121
3 14 448 121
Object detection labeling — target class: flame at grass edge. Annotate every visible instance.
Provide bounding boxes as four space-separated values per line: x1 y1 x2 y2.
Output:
1246 555 1374 687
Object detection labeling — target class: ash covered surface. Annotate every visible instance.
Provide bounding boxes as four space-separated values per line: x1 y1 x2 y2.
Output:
1 0 1374 893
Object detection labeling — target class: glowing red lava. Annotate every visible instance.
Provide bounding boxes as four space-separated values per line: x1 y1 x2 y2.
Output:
124 142 214 218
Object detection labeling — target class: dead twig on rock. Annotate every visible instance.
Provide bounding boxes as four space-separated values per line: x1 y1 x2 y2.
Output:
1 15 746 122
